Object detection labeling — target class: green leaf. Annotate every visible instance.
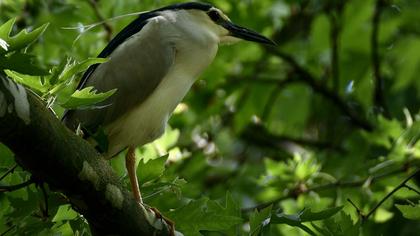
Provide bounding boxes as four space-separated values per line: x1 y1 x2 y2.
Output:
137 154 168 183
270 206 343 236
59 86 116 109
58 58 108 85
225 191 241 217
48 58 108 97
272 206 343 224
313 211 361 236
0 38 8 51
0 18 49 54
396 203 420 220
4 69 48 93
373 208 394 223
165 197 243 236
249 205 272 236
52 204 78 222
300 206 344 222
1 53 49 75
51 222 74 236
364 116 403 149
49 57 69 85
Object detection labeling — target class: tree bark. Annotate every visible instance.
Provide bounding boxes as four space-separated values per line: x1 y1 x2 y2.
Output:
0 75 170 235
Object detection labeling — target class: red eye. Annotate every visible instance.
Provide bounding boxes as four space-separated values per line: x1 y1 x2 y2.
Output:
208 10 221 22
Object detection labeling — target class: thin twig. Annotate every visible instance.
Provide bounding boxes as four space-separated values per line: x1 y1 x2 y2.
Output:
259 72 299 121
0 179 34 192
242 168 404 213
0 164 18 181
88 0 113 41
242 125 344 152
40 183 49 218
267 49 373 131
327 10 342 91
404 184 420 196
347 198 364 217
0 225 15 236
364 169 420 220
261 84 282 121
371 0 389 117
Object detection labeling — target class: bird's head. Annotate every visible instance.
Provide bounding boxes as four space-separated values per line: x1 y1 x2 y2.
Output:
156 2 275 46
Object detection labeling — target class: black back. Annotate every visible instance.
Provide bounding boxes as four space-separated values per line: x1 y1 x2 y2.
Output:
76 2 212 90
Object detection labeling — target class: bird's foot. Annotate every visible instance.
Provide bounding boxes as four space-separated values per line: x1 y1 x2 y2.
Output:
149 207 176 236
75 124 84 137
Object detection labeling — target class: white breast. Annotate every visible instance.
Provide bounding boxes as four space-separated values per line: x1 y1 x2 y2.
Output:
103 73 189 157
104 44 218 158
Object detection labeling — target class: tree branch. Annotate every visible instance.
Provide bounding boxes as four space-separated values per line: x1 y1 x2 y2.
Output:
266 50 374 131
87 0 113 41
0 164 17 181
371 0 390 116
404 184 420 196
0 225 15 236
364 168 420 221
0 179 34 192
0 75 170 235
242 124 344 152
326 2 344 91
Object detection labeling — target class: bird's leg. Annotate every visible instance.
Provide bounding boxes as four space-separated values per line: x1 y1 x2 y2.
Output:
125 147 143 204
126 148 175 235
149 207 176 236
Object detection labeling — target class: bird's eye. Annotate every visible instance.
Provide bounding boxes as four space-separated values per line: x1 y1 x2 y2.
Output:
208 10 221 22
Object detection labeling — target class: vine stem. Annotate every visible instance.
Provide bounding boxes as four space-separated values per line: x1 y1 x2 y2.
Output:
363 168 420 221
0 179 34 192
0 164 17 181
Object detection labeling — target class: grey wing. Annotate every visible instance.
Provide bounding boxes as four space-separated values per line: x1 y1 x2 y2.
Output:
63 18 175 132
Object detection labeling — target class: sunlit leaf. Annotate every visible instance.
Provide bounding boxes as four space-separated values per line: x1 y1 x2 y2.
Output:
249 205 272 236
52 204 78 222
58 58 108 84
0 18 49 54
374 208 394 223
4 69 48 93
312 211 360 236
0 38 8 51
59 86 116 109
270 206 343 235
137 154 168 183
165 197 243 236
299 206 344 222
396 203 420 220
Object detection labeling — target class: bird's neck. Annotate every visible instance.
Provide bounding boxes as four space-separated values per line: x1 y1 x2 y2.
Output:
160 9 220 80
173 41 218 80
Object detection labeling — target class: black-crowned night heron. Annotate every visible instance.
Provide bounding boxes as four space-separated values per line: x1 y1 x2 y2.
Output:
63 2 274 204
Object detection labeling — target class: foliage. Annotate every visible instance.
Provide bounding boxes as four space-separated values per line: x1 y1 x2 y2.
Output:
1 0 420 235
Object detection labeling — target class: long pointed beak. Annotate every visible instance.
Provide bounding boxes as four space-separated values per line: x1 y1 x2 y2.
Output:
222 22 276 45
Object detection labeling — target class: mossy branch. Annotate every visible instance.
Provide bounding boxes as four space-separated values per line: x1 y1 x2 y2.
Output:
0 75 170 235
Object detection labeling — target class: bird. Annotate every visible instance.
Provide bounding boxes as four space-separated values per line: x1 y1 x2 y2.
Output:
63 2 274 207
